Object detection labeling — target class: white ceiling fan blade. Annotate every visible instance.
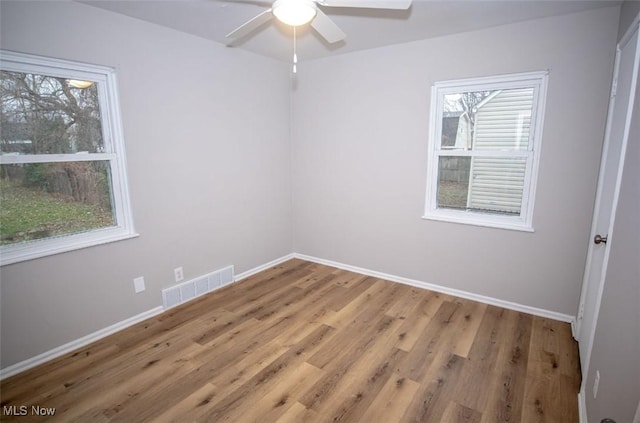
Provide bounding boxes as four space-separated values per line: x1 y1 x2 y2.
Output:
319 0 411 10
311 9 346 44
226 9 273 40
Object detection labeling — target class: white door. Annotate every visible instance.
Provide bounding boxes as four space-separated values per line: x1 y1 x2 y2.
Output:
576 23 640 382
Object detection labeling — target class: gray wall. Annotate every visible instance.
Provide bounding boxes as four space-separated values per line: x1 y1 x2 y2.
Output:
291 6 620 316
585 3 640 421
0 1 292 368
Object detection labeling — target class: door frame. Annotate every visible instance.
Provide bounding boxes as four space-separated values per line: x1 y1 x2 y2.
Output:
576 15 640 392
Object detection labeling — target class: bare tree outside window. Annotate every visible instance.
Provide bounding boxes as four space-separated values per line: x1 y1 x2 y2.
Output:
438 91 492 209
1 70 115 245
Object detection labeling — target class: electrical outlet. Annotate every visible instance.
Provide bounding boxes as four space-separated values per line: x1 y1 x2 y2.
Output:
133 276 145 293
593 370 600 399
174 267 184 283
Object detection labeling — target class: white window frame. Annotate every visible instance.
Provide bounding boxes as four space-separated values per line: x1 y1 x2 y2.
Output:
423 71 548 232
0 50 137 265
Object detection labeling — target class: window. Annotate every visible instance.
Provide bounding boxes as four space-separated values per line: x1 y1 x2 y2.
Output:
0 51 136 265
423 71 548 231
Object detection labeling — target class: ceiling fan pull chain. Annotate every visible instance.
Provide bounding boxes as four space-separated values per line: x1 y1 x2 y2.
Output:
293 26 298 74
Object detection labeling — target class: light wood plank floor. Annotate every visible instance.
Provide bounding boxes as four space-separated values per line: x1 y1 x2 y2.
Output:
0 259 581 422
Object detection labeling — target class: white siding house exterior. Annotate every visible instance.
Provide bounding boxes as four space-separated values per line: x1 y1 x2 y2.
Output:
467 88 534 214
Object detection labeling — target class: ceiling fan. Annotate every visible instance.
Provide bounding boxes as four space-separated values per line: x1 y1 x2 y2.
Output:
226 0 412 45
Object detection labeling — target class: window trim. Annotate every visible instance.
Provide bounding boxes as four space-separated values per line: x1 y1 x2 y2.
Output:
0 50 137 265
422 71 549 232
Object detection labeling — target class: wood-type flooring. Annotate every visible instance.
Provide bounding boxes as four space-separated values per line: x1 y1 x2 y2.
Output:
0 259 581 422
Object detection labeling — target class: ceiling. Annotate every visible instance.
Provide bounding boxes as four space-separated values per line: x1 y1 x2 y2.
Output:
81 0 620 62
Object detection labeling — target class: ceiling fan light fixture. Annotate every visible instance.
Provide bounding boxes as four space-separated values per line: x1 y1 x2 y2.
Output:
68 79 94 89
272 0 317 26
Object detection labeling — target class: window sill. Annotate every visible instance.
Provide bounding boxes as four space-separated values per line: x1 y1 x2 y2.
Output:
422 211 535 233
1 228 140 266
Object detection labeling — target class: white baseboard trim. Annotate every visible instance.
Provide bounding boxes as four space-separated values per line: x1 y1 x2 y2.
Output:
235 253 295 282
578 390 588 423
0 306 163 381
294 253 576 324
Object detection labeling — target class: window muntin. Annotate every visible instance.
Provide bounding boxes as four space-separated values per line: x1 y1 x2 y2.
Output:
0 51 136 265
424 72 548 231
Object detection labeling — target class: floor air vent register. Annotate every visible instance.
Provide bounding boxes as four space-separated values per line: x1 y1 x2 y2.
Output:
162 265 234 309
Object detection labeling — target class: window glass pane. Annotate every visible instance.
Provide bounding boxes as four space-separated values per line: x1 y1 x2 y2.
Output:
467 157 526 215
437 156 471 209
0 70 104 154
437 156 526 215
441 88 534 151
1 161 115 245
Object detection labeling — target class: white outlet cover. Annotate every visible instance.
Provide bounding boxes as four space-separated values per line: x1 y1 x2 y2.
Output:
133 276 145 293
174 267 184 282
